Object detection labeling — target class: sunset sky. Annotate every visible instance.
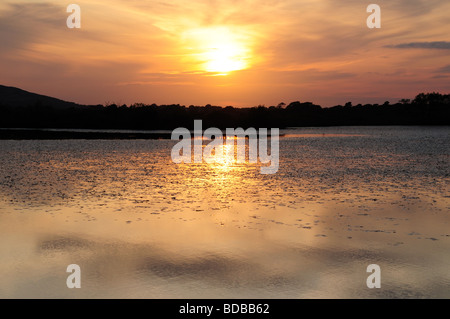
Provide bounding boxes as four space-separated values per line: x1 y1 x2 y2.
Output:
1 0 449 107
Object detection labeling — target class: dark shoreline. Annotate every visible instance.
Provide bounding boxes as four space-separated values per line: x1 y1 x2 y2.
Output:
0 129 173 140
0 126 448 140
0 129 287 140
2 87 449 130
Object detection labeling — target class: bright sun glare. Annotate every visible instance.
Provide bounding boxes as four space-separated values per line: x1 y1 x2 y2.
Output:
184 27 252 75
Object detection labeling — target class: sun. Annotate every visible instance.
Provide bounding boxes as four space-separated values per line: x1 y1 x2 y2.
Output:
204 43 247 74
183 27 252 75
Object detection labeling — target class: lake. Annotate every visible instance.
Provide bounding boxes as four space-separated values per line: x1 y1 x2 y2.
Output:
0 126 449 298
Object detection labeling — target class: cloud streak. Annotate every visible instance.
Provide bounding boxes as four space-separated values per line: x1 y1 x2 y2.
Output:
385 41 450 50
437 65 450 73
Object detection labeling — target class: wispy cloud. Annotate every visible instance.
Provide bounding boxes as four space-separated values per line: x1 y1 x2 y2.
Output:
385 41 450 50
436 65 450 73
0 3 65 54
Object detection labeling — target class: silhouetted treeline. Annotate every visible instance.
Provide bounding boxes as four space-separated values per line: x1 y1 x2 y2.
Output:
0 92 449 130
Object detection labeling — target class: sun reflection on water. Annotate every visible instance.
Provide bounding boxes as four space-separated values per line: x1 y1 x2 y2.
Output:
1 127 449 298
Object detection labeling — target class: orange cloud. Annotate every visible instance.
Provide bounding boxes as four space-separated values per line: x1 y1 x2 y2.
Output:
0 0 449 107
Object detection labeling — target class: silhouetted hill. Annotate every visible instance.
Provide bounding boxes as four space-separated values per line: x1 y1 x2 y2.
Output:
0 85 449 133
0 85 88 110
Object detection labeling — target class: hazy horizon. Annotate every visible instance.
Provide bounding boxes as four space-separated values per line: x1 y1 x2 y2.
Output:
3 83 447 109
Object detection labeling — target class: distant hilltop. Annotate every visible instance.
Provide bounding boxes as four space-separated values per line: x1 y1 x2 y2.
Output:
0 84 449 129
0 85 90 110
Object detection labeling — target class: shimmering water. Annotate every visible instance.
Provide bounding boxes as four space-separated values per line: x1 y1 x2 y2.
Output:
0 126 449 298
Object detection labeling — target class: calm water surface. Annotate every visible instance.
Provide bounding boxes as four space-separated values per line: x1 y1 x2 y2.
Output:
0 126 449 298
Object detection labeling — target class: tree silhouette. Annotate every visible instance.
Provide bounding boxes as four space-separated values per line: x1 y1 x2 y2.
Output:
0 87 449 135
